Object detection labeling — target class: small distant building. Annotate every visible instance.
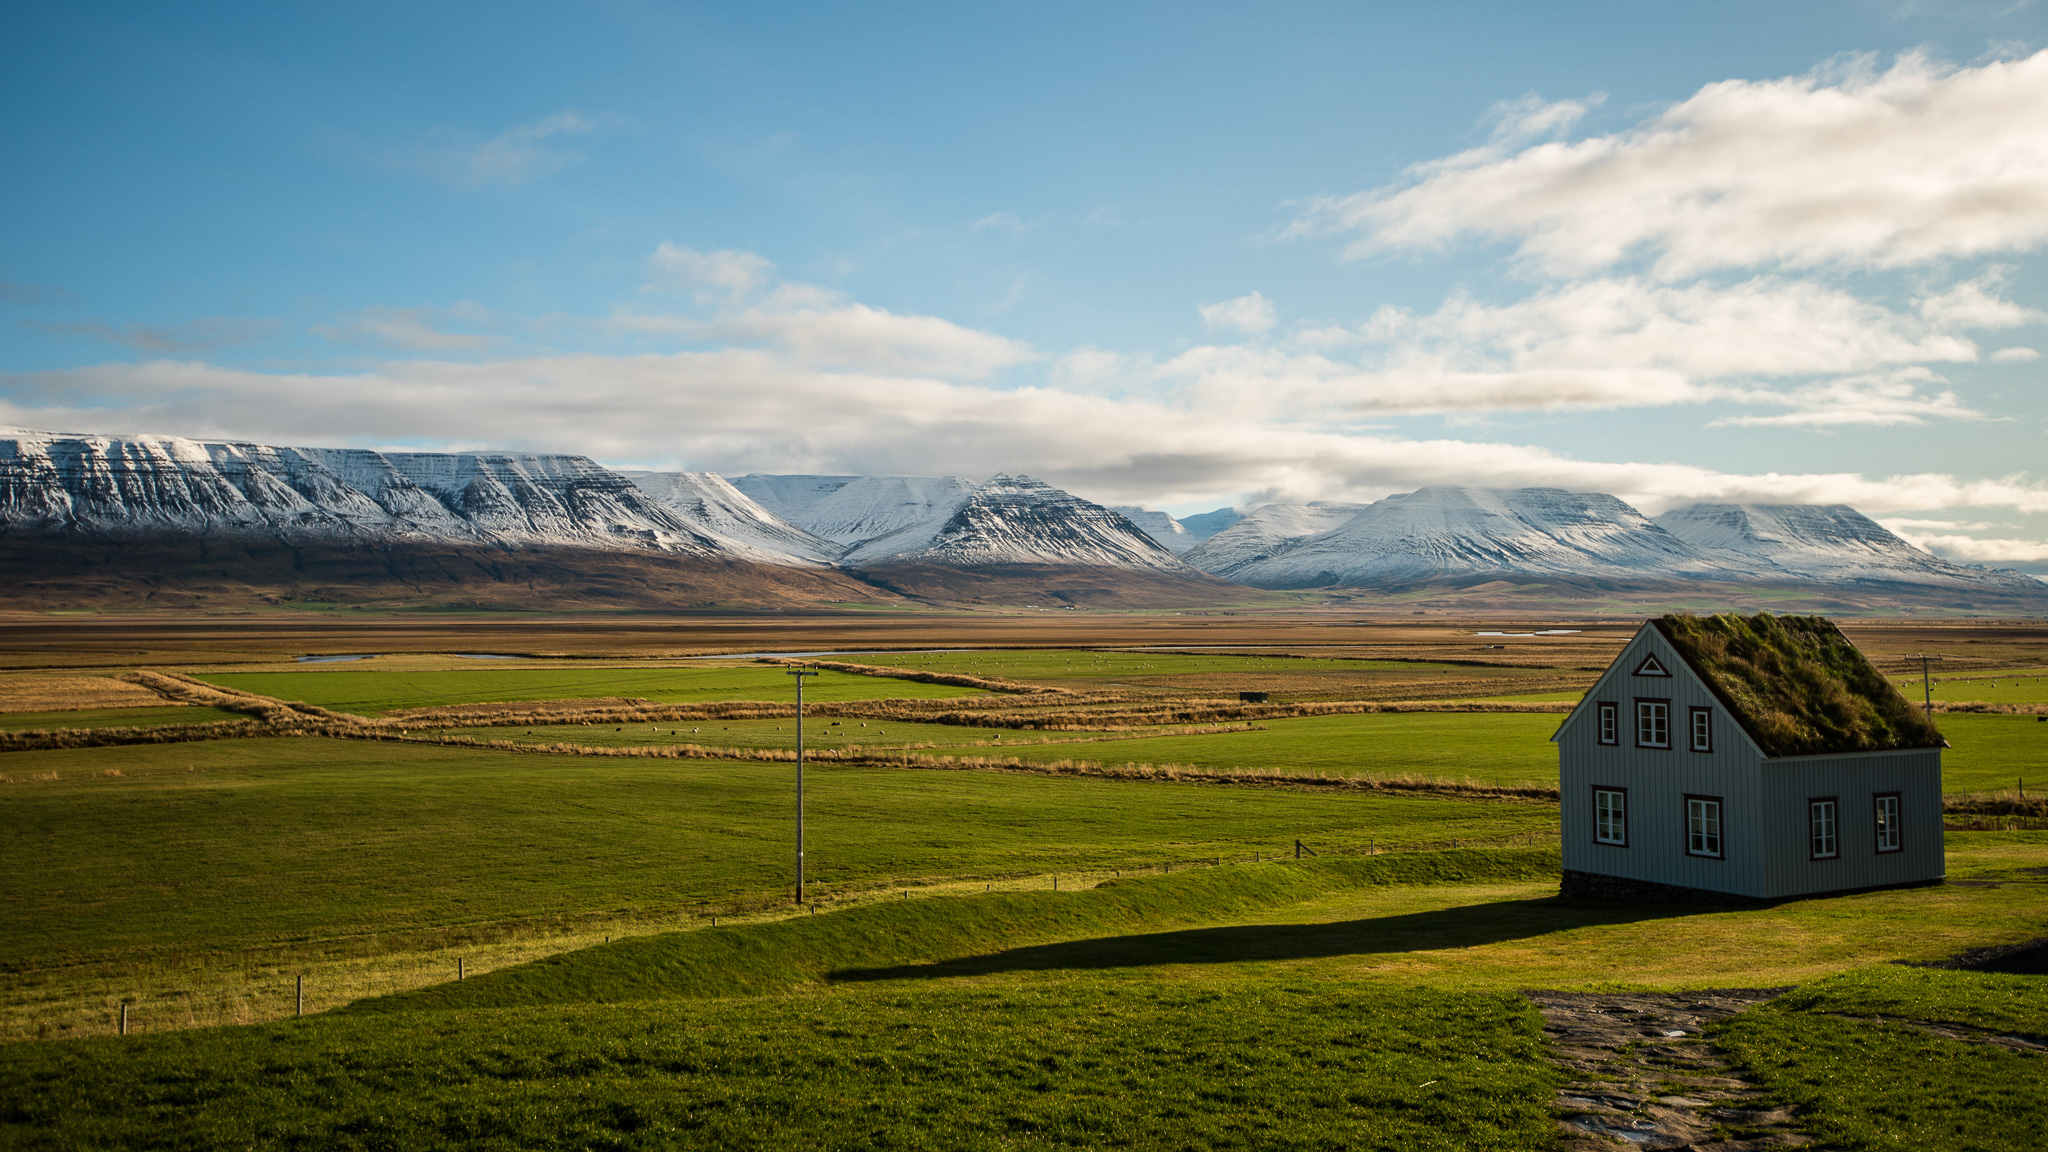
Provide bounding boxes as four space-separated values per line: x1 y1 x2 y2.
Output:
1239 691 1269 703
1553 613 1945 902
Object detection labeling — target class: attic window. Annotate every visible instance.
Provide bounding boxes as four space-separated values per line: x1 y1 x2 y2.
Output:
1633 653 1671 677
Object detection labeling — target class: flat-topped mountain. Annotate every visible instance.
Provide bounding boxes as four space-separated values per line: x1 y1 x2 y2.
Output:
1180 485 2041 596
1 428 2037 609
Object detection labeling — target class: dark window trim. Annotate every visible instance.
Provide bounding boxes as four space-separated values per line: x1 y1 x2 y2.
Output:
1688 706 1713 753
1808 795 1841 861
1874 791 1904 854
1596 701 1619 746
1633 653 1672 677
1592 785 1629 847
1635 697 1672 750
1684 793 1725 859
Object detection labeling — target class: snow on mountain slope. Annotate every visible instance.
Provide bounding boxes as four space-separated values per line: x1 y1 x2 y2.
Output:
726 474 858 520
1182 502 1368 577
791 475 979 553
1210 488 1705 588
622 471 839 565
866 475 1190 570
0 429 730 555
1178 507 1245 539
1110 507 1197 553
1655 504 2044 591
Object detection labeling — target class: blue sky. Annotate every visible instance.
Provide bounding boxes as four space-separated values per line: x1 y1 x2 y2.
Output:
4 1 2048 571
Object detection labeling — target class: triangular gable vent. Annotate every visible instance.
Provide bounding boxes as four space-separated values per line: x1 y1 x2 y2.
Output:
1634 653 1671 677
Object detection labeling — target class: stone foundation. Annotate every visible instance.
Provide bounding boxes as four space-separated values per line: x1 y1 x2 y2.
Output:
1558 870 1759 905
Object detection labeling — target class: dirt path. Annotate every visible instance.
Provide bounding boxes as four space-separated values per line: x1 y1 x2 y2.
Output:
1524 989 1813 1151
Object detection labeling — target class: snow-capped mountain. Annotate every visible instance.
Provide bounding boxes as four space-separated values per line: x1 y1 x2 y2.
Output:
1192 488 1707 587
1181 501 1370 578
621 471 839 565
0 429 744 556
873 474 1188 570
780 475 980 554
1655 504 2044 591
726 474 859 521
1178 507 1245 539
1110 507 1197 553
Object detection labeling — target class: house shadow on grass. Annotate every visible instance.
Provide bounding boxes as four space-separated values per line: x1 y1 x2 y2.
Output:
830 898 1696 984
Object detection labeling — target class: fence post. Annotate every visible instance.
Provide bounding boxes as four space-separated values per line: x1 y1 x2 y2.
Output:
296 974 303 1018
119 1003 127 1036
457 957 464 980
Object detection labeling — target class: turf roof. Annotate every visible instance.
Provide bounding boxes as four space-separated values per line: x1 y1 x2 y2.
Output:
1652 613 1943 758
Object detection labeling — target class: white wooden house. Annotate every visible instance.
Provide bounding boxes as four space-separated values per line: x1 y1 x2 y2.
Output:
1553 614 1945 902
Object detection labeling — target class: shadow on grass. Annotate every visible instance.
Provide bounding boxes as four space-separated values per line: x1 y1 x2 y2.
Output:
830 897 1691 983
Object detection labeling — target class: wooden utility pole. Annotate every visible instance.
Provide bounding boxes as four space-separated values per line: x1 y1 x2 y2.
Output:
787 668 820 904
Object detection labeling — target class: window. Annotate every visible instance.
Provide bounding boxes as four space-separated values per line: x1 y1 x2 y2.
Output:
1810 798 1839 860
1686 796 1723 858
1636 699 1670 749
1594 788 1628 846
1596 702 1618 746
1875 793 1903 853
1689 707 1712 753
1634 653 1671 677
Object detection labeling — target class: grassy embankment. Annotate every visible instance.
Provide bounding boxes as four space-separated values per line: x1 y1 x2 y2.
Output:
3 842 2044 1150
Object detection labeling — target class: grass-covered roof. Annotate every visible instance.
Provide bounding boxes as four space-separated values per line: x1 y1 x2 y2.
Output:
1652 613 1943 758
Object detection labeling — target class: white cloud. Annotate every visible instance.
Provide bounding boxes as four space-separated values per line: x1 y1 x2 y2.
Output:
1198 292 1278 336
424 110 596 189
1887 530 2048 566
623 245 1035 379
1292 48 2048 277
1990 346 2041 361
1157 275 2009 422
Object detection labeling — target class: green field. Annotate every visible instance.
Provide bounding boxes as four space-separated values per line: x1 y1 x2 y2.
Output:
1894 670 2048 705
0 705 247 730
848 648 1474 679
1935 713 2048 793
3 736 1551 968
1715 966 2048 1152
919 711 1565 786
194 665 985 715
7 641 2048 1150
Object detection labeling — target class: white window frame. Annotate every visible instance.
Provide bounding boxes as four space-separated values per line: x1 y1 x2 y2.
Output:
1809 798 1839 860
1596 702 1618 746
1686 796 1723 858
1875 793 1903 853
1689 707 1712 753
1594 788 1628 846
1635 699 1670 749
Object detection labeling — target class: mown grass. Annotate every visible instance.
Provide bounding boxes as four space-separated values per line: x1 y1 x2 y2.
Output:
483 715 1086 752
1714 966 2048 1152
1931 713 2048 794
356 853 1560 1012
1894 670 2048 705
192 665 985 716
0 982 1560 1152
846 648 1474 680
0 705 245 730
914 712 1566 787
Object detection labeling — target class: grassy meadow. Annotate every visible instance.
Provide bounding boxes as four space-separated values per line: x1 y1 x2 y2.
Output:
194 664 987 715
2 632 2045 1150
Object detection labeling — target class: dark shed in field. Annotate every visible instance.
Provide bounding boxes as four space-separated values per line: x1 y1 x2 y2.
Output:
1553 613 1945 901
